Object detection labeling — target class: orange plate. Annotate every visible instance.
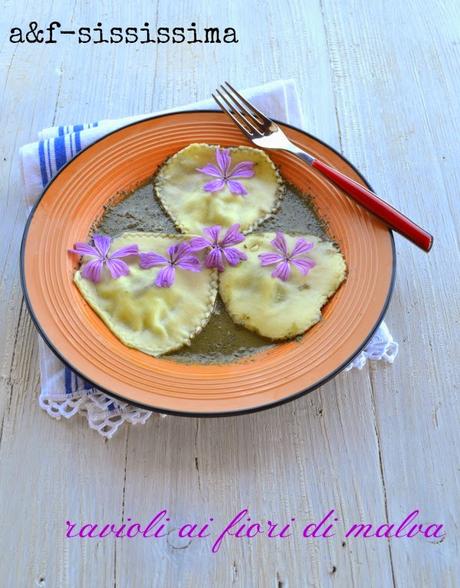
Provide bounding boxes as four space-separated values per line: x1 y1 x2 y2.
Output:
21 111 395 416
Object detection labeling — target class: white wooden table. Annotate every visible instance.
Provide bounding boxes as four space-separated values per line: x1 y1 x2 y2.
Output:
1 1 459 586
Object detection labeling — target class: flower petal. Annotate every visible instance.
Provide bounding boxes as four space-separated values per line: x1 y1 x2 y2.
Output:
220 224 245 247
203 225 221 244
110 244 139 259
106 258 130 279
81 259 104 283
68 242 99 257
196 163 222 178
229 161 255 178
188 236 212 251
93 234 111 257
271 232 288 256
216 147 231 175
227 180 248 196
139 251 167 269
259 252 284 266
272 260 291 281
205 248 225 272
291 239 315 257
222 247 247 266
155 265 175 288
168 241 191 263
176 255 202 272
291 258 316 275
203 179 225 193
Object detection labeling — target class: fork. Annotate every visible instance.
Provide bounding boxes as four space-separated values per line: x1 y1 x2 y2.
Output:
213 82 433 252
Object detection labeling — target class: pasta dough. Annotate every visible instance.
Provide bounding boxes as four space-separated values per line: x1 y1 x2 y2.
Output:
74 232 218 356
219 232 346 340
154 143 283 234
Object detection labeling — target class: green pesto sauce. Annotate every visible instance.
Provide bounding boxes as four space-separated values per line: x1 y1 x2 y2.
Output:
97 179 329 364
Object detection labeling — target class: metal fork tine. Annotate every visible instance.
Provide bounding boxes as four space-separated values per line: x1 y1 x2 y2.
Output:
218 85 264 133
212 93 253 137
223 81 272 125
214 90 261 136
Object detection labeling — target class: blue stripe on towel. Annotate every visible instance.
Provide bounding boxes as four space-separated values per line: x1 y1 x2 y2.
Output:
74 374 92 394
58 126 65 136
54 136 68 171
64 367 72 395
38 141 48 186
75 131 82 153
73 124 83 133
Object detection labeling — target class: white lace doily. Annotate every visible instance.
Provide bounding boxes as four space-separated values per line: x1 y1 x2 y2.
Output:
39 390 154 438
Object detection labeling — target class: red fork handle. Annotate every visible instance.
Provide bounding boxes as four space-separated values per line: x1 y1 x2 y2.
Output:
311 158 433 252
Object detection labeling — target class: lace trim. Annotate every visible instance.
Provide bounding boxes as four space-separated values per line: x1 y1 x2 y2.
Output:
39 391 154 439
344 322 399 371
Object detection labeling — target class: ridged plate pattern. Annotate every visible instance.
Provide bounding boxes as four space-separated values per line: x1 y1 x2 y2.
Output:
21 112 395 415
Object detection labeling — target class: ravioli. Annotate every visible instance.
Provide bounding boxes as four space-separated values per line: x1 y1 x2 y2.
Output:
219 232 346 340
154 143 284 234
74 232 218 356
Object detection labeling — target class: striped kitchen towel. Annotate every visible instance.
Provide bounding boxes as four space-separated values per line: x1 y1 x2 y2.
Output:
20 79 398 438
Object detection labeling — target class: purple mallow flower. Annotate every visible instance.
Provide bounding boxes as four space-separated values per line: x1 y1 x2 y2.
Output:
196 147 255 196
68 234 139 283
139 242 201 288
258 232 316 282
189 224 247 272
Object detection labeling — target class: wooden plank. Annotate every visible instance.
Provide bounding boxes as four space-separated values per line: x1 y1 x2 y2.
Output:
318 0 460 585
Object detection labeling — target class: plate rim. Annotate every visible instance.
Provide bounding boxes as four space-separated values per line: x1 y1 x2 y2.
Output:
20 110 396 418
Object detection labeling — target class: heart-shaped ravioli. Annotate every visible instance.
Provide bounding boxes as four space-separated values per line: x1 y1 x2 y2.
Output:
74 232 218 356
219 232 346 340
154 143 284 234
